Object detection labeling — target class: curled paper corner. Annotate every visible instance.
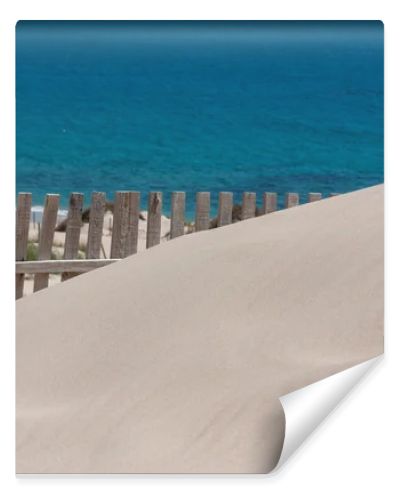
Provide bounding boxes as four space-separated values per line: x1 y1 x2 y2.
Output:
274 355 383 471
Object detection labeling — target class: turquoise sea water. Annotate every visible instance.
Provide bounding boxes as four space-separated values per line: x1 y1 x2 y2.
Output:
16 21 383 217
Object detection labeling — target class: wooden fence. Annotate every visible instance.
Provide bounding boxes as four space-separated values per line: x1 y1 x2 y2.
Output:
15 190 338 299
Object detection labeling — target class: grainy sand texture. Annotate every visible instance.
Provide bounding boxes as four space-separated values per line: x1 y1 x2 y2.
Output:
16 185 384 473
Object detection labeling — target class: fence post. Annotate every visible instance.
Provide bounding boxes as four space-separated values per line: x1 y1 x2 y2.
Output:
195 192 210 231
33 194 59 292
263 192 277 214
242 192 256 220
308 193 322 203
170 192 185 239
15 192 32 299
146 192 162 248
217 192 233 227
110 191 140 258
86 192 106 259
285 192 299 208
61 192 84 281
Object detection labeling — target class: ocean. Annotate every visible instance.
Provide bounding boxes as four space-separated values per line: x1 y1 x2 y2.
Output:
16 21 384 217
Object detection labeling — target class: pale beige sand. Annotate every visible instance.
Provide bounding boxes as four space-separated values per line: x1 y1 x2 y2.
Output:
16 185 384 473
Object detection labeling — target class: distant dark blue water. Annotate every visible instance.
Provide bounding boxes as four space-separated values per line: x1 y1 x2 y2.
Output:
16 21 383 217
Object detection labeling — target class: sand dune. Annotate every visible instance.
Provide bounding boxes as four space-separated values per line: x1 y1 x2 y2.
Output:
16 185 384 473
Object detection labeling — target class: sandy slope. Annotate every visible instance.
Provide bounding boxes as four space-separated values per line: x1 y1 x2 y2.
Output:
16 185 384 473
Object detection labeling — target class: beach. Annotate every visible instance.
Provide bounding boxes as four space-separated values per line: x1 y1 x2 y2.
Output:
16 185 384 473
13 18 386 480
23 209 173 296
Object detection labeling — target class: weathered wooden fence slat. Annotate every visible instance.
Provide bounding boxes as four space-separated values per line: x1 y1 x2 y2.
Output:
195 192 210 231
86 192 106 259
15 189 341 299
217 192 233 227
61 192 84 282
146 192 162 248
170 191 186 239
285 192 299 209
16 192 32 299
263 192 277 214
308 192 322 203
33 194 60 292
242 192 256 220
110 191 140 258
17 259 120 274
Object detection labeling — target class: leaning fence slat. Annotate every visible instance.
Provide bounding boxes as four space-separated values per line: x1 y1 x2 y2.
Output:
110 191 140 258
86 192 106 259
146 192 162 248
217 192 233 227
61 192 84 281
242 192 256 220
195 192 210 231
33 194 59 292
263 192 277 214
170 192 186 239
17 259 120 274
285 192 299 208
15 192 32 299
308 192 322 203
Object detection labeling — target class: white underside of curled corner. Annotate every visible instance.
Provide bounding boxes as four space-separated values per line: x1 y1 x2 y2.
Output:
275 355 383 471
